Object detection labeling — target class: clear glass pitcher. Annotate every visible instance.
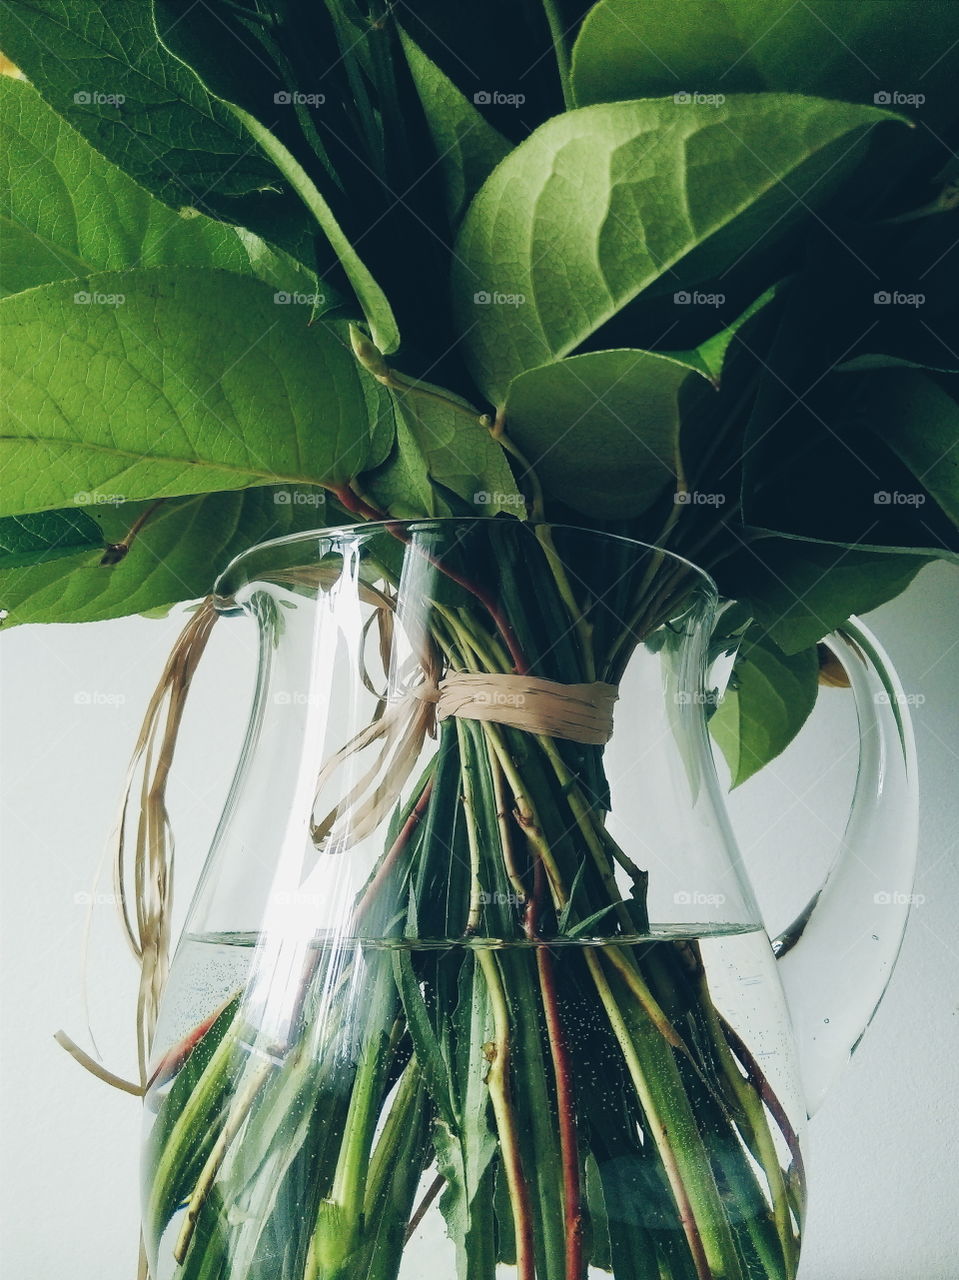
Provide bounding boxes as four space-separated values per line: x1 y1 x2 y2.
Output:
142 519 917 1280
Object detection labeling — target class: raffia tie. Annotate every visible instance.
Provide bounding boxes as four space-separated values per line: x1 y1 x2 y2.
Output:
429 671 618 746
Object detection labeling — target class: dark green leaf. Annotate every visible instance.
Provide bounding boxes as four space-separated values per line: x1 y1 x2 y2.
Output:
709 629 819 786
0 269 393 517
864 370 959 527
716 538 931 653
452 95 902 404
0 508 104 569
398 27 511 224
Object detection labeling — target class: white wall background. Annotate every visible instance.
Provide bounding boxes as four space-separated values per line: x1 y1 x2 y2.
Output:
1 561 957 1278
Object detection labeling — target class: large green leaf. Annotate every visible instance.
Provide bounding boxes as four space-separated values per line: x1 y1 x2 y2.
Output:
398 27 511 224
709 629 819 787
504 348 706 518
0 77 316 297
0 269 393 516
0 487 334 625
451 95 902 404
716 538 931 654
572 0 959 120
0 508 105 570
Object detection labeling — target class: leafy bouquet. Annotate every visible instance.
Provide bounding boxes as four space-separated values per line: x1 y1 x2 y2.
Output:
1 3 957 1279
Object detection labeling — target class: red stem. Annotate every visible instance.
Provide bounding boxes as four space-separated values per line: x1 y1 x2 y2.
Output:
331 485 529 674
526 859 584 1280
721 1016 807 1194
352 778 435 927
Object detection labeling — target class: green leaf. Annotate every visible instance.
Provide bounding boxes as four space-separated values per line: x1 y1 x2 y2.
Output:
397 27 511 224
709 629 819 787
0 508 105 569
0 1 302 224
668 285 780 385
717 538 931 654
0 77 317 298
0 269 393 517
366 379 522 517
227 105 400 354
572 0 959 118
504 348 706 518
452 95 903 404
0 486 335 625
864 371 959 528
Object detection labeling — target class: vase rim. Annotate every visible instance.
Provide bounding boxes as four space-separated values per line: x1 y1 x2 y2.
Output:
213 516 719 609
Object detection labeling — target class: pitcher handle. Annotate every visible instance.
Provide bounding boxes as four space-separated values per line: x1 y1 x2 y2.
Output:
772 616 919 1116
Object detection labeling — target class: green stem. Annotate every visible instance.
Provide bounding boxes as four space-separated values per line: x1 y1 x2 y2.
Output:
476 949 537 1280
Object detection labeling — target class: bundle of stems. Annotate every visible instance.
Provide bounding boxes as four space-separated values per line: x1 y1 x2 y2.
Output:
143 525 803 1280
